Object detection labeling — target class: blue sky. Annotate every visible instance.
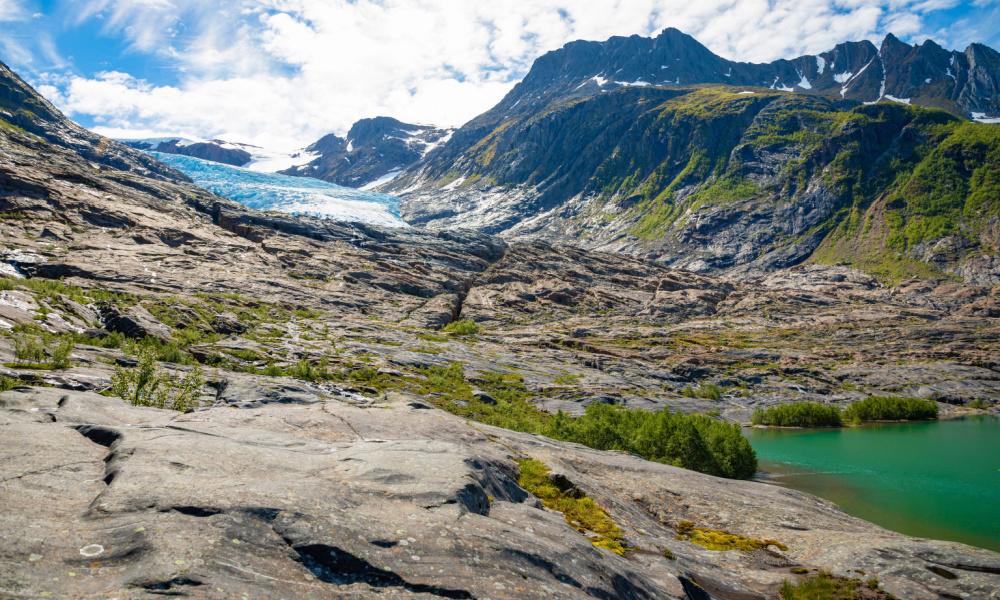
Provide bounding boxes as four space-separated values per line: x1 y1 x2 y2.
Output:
2 0 998 149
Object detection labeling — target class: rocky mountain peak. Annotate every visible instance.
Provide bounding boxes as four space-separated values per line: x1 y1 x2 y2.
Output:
283 116 453 188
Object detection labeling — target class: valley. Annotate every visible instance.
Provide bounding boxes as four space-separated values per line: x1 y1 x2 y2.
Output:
0 21 998 600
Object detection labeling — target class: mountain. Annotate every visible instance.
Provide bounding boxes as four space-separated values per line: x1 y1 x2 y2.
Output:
3 57 1000 597
388 29 1000 284
123 138 255 167
0 63 183 182
121 137 322 173
282 116 453 187
2 58 1000 599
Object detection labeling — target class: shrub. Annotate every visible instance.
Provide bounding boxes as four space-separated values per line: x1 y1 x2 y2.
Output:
0 375 21 392
517 458 627 555
13 335 46 364
421 363 757 479
49 339 75 369
681 383 724 400
110 348 205 412
751 402 843 427
442 319 479 336
547 403 757 479
843 396 938 423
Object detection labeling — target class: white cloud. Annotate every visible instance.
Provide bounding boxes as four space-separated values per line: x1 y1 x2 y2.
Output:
36 0 999 150
0 0 29 22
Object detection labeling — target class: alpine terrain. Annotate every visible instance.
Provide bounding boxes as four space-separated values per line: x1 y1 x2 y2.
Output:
387 29 1000 284
0 21 998 600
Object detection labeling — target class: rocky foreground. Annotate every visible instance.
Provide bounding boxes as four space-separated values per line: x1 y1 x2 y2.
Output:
1 63 999 598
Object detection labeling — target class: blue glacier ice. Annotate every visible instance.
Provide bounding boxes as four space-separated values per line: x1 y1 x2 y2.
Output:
148 151 407 228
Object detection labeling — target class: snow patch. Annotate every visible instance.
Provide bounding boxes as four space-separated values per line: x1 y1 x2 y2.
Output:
816 56 826 75
833 72 853 83
797 73 812 90
442 176 466 191
884 95 910 104
972 112 1000 124
617 80 650 87
591 75 608 87
360 169 402 191
737 91 755 95
925 78 932 84
244 149 320 173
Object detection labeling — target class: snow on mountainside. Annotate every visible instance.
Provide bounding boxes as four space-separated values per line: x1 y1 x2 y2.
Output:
148 151 406 228
282 117 455 188
122 137 320 173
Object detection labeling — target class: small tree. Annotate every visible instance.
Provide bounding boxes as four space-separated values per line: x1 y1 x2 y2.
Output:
110 348 204 412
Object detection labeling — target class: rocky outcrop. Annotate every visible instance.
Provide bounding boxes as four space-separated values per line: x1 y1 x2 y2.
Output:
3 383 998 599
0 62 184 182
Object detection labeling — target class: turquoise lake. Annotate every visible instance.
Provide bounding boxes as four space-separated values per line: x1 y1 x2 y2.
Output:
746 416 1000 552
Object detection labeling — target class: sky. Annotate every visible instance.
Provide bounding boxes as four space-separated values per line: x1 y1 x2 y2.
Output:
1 0 998 150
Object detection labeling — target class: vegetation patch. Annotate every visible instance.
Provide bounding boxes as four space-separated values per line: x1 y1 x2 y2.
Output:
752 402 843 427
5 332 75 370
442 319 480 336
842 396 938 423
516 458 627 555
109 348 205 412
780 570 898 600
675 520 786 552
681 383 724 400
419 363 757 479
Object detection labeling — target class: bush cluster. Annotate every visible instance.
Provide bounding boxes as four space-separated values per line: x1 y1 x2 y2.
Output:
751 402 843 427
110 348 205 412
420 363 756 478
842 396 938 423
753 397 939 427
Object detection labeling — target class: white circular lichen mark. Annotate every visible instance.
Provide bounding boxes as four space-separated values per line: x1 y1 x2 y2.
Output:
79 544 104 558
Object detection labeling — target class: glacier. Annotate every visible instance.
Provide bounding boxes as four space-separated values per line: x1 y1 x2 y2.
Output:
148 151 407 228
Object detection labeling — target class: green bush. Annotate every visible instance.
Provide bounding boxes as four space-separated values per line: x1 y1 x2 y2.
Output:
548 403 757 479
752 402 843 427
843 396 938 423
110 348 204 412
420 363 757 479
13 335 46 364
49 339 75 369
442 319 479 336
681 383 723 400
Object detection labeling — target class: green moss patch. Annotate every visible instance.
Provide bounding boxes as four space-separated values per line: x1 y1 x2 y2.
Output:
780 570 898 600
675 520 786 552
517 458 627 555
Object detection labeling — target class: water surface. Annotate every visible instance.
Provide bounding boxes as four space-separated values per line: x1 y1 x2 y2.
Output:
746 416 1000 552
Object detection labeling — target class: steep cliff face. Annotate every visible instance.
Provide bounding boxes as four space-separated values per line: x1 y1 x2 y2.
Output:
388 29 1000 284
0 62 185 182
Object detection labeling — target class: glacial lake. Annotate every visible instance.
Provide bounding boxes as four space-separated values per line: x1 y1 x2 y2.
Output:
746 416 1000 552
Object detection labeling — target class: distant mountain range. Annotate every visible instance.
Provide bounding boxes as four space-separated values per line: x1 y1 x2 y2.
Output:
122 117 453 189
381 28 1000 284
110 28 1000 284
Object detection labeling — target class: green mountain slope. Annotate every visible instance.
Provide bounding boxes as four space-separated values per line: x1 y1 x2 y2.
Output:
397 85 999 283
